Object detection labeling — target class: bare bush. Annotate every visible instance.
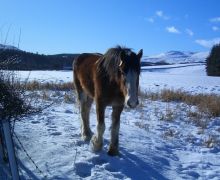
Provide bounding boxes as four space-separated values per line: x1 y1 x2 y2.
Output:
0 70 38 120
0 67 54 121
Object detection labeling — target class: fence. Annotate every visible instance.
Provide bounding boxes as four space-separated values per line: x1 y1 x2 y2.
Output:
0 120 19 180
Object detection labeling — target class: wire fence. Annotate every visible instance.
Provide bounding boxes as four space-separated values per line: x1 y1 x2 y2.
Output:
0 121 48 179
13 131 48 179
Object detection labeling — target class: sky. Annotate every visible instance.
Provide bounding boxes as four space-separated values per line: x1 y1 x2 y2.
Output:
0 0 220 55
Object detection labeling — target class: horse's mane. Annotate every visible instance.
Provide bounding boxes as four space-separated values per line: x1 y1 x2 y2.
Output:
97 46 133 78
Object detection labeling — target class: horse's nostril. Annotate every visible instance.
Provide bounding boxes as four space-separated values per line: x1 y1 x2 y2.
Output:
127 101 131 107
127 100 138 108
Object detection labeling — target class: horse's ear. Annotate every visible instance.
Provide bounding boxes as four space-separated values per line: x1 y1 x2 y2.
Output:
137 49 143 60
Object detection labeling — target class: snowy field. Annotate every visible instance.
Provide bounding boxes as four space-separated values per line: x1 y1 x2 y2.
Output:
18 64 220 94
13 64 220 179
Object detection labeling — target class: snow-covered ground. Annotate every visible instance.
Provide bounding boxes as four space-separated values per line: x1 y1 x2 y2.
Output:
140 64 220 94
13 64 220 179
17 64 220 94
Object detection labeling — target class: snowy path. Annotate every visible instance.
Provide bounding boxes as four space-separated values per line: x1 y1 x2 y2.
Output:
14 96 220 180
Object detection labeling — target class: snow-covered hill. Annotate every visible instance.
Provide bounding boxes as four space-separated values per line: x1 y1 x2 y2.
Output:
0 44 20 51
142 51 209 64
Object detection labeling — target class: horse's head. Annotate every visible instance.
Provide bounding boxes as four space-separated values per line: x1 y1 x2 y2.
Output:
119 49 143 108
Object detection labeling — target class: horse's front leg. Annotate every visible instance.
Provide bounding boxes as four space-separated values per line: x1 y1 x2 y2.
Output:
91 101 106 152
108 105 124 156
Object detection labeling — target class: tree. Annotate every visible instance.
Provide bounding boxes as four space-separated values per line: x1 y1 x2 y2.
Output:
206 43 220 76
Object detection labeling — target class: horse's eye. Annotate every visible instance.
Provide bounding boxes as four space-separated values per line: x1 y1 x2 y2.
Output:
118 69 125 76
121 71 125 76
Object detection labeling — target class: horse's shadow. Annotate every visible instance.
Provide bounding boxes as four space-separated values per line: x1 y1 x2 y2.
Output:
116 148 169 180
75 140 169 180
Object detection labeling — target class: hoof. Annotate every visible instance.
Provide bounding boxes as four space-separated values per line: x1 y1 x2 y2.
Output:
81 130 93 141
81 134 92 141
90 135 103 152
108 145 119 156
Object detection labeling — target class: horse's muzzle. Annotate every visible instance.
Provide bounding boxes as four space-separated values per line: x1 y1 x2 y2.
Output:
127 99 139 108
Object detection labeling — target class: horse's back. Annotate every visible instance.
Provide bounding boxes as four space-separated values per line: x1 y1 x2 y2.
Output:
73 53 102 98
73 53 101 68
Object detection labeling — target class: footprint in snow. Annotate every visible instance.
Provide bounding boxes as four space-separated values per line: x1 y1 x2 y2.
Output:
75 162 92 178
50 132 62 136
48 125 57 129
31 120 40 124
65 109 73 114
90 156 108 165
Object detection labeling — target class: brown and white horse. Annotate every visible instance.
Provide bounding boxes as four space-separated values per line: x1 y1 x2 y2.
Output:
73 46 143 156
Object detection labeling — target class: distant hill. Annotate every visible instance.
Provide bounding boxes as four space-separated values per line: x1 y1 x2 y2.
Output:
0 44 20 51
141 51 209 66
0 44 79 70
0 44 209 70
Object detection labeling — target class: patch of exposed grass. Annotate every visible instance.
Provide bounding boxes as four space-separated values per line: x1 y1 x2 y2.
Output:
141 89 220 117
204 135 220 148
19 80 74 91
64 92 75 103
134 121 150 131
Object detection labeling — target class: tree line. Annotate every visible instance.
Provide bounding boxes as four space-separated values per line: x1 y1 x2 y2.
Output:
0 49 79 70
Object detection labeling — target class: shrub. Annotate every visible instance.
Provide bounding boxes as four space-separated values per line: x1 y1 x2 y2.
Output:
206 43 220 76
0 70 34 120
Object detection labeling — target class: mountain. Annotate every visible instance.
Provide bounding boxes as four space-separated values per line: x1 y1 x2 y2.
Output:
142 51 209 66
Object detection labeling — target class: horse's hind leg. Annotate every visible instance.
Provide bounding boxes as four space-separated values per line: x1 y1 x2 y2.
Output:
108 105 123 156
78 92 93 141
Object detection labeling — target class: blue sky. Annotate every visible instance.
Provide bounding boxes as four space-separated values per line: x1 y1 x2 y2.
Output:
0 0 220 55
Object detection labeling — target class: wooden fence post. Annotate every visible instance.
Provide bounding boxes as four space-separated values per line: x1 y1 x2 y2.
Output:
2 120 19 180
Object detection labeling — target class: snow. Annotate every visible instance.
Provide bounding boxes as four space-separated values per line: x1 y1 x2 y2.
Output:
140 64 220 94
17 64 220 95
12 64 220 179
18 70 72 83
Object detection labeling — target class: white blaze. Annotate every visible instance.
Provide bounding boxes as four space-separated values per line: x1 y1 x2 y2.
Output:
125 70 138 108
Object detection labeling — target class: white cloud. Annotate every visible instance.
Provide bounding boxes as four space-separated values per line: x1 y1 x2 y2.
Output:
186 29 194 36
195 38 220 48
212 26 219 31
210 17 220 22
156 11 163 17
155 10 169 20
166 26 181 34
146 17 154 23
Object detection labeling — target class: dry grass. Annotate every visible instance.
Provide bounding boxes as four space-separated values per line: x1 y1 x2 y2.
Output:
134 121 150 131
141 89 220 117
204 135 220 148
64 92 75 103
163 129 177 139
19 80 74 91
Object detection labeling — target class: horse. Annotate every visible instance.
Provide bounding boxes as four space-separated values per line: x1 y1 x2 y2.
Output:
73 46 143 156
